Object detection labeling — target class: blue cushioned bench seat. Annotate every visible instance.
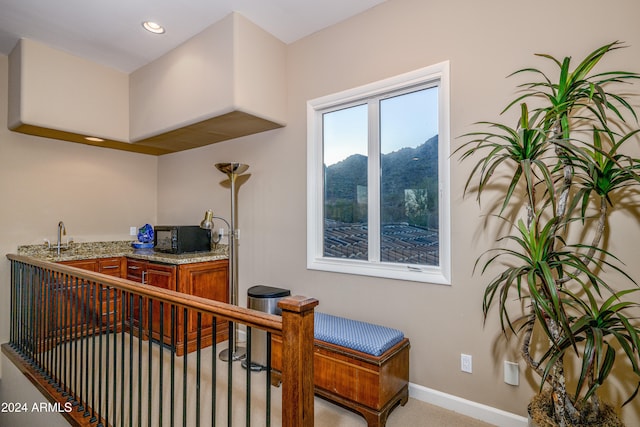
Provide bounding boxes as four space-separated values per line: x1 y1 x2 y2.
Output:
270 311 410 427
314 312 405 357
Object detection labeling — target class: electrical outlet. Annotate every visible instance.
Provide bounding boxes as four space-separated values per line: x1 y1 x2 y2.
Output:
130 226 137 236
461 354 472 373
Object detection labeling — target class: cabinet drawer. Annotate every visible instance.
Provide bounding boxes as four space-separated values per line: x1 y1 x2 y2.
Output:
99 257 123 277
61 259 98 271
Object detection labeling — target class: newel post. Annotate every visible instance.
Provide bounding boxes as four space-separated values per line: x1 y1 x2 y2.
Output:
278 295 319 427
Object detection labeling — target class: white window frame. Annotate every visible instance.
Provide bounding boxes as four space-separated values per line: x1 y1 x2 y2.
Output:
307 61 451 284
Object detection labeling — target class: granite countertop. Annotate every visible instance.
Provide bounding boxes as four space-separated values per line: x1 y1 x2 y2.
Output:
17 240 229 265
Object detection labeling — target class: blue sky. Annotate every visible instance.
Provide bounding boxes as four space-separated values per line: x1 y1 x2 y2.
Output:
323 86 438 166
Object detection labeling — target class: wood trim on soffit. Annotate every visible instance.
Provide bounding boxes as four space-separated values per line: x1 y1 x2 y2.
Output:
11 111 284 156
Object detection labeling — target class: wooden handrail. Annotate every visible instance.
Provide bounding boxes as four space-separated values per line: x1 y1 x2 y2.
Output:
6 254 283 334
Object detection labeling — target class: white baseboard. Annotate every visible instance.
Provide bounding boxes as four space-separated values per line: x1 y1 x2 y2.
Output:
409 383 528 427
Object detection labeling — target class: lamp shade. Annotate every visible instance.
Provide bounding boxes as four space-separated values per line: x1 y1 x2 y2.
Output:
215 162 249 176
200 209 214 230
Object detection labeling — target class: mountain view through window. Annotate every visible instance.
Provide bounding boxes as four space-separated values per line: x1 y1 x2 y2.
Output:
322 86 439 266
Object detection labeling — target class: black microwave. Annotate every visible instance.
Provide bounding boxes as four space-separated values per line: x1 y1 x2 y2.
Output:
154 225 211 254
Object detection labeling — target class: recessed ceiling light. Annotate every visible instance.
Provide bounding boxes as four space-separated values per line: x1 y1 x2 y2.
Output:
85 136 105 142
142 21 165 34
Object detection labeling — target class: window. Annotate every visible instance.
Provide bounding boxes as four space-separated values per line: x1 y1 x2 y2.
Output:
307 62 451 284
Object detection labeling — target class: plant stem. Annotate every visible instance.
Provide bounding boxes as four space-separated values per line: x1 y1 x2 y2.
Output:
583 196 607 263
521 311 543 376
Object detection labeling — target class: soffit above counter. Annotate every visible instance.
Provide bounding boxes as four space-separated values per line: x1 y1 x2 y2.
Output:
131 111 284 154
7 13 286 156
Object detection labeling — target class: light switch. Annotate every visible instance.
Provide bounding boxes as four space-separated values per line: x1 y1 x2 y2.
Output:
504 361 519 386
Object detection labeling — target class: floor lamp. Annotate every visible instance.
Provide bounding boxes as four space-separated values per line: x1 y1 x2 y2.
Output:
200 162 249 362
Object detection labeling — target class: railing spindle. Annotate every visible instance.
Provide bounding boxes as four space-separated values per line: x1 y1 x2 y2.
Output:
77 278 86 414
90 284 98 423
120 289 126 427
246 326 252 427
25 264 33 360
137 294 143 427
55 271 63 393
159 301 165 427
266 331 272 427
170 304 176 427
61 272 68 396
227 320 233 427
147 297 153 427
211 316 217 427
183 307 188 427
71 276 78 407
128 291 135 427
196 312 202 427
98 280 109 426
110 285 117 426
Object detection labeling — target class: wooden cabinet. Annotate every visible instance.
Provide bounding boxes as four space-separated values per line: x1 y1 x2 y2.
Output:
55 257 125 339
125 258 229 355
178 260 229 354
48 256 228 355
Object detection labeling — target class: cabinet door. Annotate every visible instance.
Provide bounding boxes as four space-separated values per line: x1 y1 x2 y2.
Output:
146 263 177 346
126 259 147 282
96 258 123 327
179 260 229 303
124 259 147 333
178 260 229 353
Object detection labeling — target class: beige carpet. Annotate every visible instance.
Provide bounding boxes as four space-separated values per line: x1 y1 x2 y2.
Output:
315 395 495 427
51 333 495 426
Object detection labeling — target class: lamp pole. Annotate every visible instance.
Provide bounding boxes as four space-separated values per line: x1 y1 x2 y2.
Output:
215 162 249 362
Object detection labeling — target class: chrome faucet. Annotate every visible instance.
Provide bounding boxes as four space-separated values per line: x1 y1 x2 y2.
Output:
56 221 66 255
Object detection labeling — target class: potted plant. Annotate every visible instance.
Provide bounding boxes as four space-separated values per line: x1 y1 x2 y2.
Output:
458 41 640 426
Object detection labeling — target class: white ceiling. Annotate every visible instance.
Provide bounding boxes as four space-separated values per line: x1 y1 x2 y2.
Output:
0 0 386 73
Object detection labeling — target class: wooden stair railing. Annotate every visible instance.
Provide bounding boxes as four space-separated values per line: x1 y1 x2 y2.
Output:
3 254 317 427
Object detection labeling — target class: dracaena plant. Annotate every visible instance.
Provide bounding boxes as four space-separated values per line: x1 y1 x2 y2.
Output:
457 42 640 426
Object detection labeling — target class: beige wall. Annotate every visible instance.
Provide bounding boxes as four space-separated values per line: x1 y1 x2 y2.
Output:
2 0 640 424
0 53 159 342
157 0 640 423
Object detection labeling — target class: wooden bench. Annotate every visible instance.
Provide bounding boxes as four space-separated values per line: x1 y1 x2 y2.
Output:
270 313 410 427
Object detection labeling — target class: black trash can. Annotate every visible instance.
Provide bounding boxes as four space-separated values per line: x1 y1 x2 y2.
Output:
245 285 291 370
